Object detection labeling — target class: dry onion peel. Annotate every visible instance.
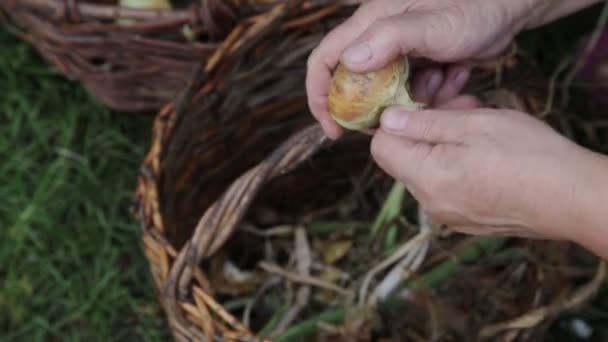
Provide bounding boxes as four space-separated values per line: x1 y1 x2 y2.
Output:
328 56 424 131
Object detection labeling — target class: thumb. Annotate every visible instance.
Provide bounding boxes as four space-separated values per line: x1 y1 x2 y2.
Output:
379 106 471 144
340 12 432 72
370 129 435 186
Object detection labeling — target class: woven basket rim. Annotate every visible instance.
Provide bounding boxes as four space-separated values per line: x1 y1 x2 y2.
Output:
0 0 251 112
131 1 365 339
129 2 608 341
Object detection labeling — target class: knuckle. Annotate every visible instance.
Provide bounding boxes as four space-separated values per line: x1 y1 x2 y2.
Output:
425 2 485 60
368 17 398 39
420 10 461 58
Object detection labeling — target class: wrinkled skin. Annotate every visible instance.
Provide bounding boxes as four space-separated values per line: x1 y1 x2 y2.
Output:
306 0 608 259
372 102 608 245
306 0 539 138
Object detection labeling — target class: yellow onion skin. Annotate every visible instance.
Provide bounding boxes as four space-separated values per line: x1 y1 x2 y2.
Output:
117 0 172 25
328 57 422 131
119 0 172 9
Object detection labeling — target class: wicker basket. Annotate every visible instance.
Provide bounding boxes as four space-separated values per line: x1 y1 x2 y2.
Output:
0 0 274 112
132 2 606 340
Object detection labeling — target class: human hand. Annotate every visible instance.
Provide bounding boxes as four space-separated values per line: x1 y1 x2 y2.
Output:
306 0 539 139
370 98 608 254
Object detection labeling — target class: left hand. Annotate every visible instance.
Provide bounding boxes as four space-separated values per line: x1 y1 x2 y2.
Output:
306 0 542 139
370 96 608 246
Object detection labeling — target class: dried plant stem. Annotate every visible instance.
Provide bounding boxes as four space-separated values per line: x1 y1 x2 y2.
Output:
11 0 191 21
258 262 352 297
540 55 573 118
241 223 296 237
128 1 590 336
370 208 433 302
0 0 224 112
560 0 608 107
358 224 433 306
270 228 312 337
479 261 607 338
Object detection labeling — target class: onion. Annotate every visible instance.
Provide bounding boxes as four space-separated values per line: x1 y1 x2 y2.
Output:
328 57 423 131
118 0 172 10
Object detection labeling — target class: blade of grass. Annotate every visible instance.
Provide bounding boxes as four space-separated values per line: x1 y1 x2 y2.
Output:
307 220 367 236
258 303 290 337
370 181 406 237
406 237 511 290
274 308 345 342
0 27 167 341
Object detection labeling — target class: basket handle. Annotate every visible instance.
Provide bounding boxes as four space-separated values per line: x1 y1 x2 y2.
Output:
162 124 327 335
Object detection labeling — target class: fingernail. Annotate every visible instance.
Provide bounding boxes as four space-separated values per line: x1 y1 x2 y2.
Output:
342 43 372 64
381 108 409 131
427 72 442 94
453 69 470 87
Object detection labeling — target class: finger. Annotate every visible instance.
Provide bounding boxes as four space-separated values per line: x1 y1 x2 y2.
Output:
410 68 444 104
378 106 471 144
306 21 367 138
435 95 480 110
432 65 471 105
340 12 432 73
306 0 403 138
370 130 435 185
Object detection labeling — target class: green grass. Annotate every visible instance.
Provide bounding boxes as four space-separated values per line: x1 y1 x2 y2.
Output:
0 28 168 341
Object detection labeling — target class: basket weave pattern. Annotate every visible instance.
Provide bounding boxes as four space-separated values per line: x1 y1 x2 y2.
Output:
0 0 251 112
133 1 362 340
132 2 605 341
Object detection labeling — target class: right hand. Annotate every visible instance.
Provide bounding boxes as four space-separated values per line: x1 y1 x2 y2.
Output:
306 0 539 139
